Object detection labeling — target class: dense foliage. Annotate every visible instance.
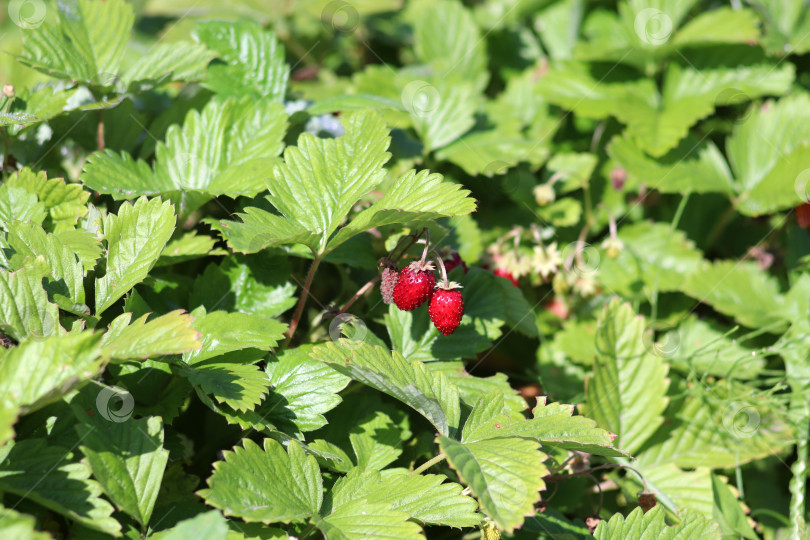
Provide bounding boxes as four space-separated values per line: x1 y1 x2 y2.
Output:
1 0 809 538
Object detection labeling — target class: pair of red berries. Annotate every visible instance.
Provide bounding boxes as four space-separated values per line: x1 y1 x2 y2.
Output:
382 260 464 336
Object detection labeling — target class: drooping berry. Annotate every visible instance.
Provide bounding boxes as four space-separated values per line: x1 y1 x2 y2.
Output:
393 261 435 311
493 268 519 287
797 203 810 229
443 252 468 274
429 284 464 336
380 267 399 304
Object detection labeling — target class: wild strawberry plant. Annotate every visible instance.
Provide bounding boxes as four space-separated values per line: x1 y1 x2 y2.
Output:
0 0 808 539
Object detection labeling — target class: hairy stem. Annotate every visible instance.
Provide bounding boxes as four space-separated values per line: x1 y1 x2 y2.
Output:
338 275 380 315
285 255 321 345
412 454 446 475
97 109 105 152
790 413 809 538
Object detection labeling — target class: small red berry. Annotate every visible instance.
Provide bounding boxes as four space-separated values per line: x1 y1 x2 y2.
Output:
393 261 436 311
493 268 519 287
429 285 464 336
380 267 399 304
443 252 468 274
797 203 810 229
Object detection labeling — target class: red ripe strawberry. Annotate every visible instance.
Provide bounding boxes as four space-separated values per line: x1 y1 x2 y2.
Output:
429 285 464 336
797 203 810 229
393 261 435 311
443 252 468 274
493 268 519 287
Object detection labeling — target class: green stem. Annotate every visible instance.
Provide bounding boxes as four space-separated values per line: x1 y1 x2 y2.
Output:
412 454 446 475
650 192 690 325
704 203 736 251
285 255 321 346
790 413 809 538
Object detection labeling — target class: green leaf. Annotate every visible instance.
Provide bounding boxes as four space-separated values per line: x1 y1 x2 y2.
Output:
413 0 487 85
728 93 810 215
597 221 703 299
629 462 715 517
594 506 719 539
0 506 52 540
330 467 481 527
193 21 288 100
326 169 476 251
314 498 424 540
0 331 104 414
681 260 788 331
665 317 764 379
409 80 478 152
198 439 322 524
581 299 669 454
0 185 46 231
70 387 169 527
149 510 229 540
711 473 758 539
122 41 215 87
426 361 526 412
95 197 176 314
181 360 269 412
18 0 133 83
311 341 461 438
6 168 89 232
0 439 120 536
637 385 793 469
438 436 547 533
535 0 585 60
80 149 163 199
260 346 350 435
0 261 61 341
435 128 549 177
672 8 760 47
156 231 228 267
56 229 102 272
460 391 624 457
264 110 391 252
101 310 202 361
608 134 734 195
184 308 287 364
6 221 86 313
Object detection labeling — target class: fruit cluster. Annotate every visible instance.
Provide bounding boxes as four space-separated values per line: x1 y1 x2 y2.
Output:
379 233 465 336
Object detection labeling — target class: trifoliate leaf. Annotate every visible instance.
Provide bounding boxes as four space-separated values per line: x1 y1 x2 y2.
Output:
101 310 202 361
198 439 322 524
94 197 175 314
594 506 720 539
0 439 120 536
330 468 481 527
311 341 461 438
70 386 169 527
581 299 669 454
194 21 288 100
438 436 546 533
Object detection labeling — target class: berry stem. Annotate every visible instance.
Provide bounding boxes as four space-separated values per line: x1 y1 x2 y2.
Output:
337 275 381 315
433 252 449 288
419 227 430 265
285 255 322 346
389 230 421 262
412 453 446 475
